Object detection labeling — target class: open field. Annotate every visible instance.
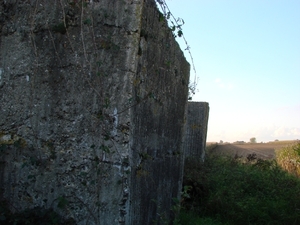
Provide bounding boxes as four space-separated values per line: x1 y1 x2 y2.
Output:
207 140 298 160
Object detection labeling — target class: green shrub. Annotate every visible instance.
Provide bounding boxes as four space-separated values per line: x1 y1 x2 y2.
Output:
176 211 225 225
0 201 75 225
181 154 300 225
276 141 300 177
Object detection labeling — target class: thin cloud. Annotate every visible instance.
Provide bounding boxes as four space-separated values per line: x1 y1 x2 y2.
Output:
214 78 234 90
273 127 300 139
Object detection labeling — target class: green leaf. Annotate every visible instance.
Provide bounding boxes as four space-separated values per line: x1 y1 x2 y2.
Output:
177 30 183 37
104 98 110 108
159 13 164 22
101 145 110 153
57 196 68 209
83 18 91 25
27 175 35 179
0 144 8 152
166 12 171 20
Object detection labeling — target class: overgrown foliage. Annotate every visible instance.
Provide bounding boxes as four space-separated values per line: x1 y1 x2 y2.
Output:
155 0 198 99
175 211 226 225
178 154 300 225
0 201 75 225
276 141 300 177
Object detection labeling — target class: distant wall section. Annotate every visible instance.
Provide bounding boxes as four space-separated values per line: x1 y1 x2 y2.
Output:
184 102 209 161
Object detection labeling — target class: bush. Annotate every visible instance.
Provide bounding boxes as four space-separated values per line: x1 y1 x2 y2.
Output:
276 141 300 177
0 201 75 225
180 154 300 225
175 211 225 225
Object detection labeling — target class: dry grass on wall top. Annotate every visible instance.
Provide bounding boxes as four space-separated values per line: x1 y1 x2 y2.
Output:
276 141 300 178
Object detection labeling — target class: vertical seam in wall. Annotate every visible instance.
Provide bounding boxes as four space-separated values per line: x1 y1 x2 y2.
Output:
126 1 145 224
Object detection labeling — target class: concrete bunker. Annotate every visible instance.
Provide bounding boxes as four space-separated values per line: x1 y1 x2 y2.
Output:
0 0 209 224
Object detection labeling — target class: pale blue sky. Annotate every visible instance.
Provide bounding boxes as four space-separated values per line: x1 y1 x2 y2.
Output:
163 0 300 142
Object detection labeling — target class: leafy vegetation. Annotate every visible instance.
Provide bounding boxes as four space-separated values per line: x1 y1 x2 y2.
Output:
155 0 197 99
0 200 75 225
276 141 300 177
175 211 226 225
177 151 300 225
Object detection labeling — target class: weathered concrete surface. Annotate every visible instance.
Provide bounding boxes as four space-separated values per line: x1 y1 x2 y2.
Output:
184 102 209 161
0 0 190 224
129 1 190 224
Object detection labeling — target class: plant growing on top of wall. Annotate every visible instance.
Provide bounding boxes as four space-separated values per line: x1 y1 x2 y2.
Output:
156 0 198 99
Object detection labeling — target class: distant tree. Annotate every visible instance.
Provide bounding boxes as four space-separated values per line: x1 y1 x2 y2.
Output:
250 137 257 143
220 140 223 144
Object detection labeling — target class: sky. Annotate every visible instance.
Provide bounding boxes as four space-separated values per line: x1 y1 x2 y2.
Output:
162 0 300 143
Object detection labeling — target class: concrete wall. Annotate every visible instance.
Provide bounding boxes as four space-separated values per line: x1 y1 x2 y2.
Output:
184 102 209 161
129 1 190 223
0 0 189 224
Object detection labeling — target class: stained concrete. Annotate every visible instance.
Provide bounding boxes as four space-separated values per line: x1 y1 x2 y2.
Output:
0 0 190 224
184 102 209 161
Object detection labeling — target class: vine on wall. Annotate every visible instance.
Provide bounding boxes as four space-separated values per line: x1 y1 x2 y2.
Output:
156 0 198 99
